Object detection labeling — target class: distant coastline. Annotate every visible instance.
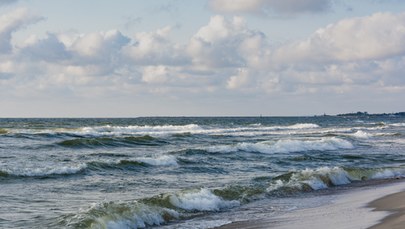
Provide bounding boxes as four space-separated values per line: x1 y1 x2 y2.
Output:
335 111 405 117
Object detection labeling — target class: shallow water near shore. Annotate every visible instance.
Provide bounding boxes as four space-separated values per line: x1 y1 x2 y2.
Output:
0 116 405 228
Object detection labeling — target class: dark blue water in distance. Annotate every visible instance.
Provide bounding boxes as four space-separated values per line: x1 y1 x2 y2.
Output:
0 116 404 228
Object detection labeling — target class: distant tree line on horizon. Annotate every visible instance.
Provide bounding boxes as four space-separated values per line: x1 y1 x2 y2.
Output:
336 112 405 117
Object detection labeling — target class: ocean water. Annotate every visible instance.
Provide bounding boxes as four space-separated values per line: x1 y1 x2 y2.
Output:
0 116 404 228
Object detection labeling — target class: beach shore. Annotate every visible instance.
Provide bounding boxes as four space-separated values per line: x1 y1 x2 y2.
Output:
368 191 405 229
217 180 405 229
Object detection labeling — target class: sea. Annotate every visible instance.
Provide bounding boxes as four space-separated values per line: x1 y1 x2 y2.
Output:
0 115 404 228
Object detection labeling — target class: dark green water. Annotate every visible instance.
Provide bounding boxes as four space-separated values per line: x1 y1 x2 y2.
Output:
0 116 404 228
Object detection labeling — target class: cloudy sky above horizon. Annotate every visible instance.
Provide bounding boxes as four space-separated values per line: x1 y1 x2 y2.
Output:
1 0 405 117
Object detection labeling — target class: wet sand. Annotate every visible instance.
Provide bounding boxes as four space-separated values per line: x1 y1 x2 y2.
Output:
217 180 405 229
368 191 405 229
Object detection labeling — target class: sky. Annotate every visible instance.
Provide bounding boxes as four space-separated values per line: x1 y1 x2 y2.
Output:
0 0 405 117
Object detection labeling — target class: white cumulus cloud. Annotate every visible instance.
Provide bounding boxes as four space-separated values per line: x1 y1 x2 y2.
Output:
188 15 270 69
0 8 43 53
124 26 188 66
1 6 405 116
274 12 405 63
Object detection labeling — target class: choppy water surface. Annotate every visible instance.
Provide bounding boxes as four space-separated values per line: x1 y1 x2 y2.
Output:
0 116 404 228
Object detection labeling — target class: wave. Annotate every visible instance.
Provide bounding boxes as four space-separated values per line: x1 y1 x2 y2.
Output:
342 130 401 140
389 123 405 127
206 137 353 154
283 123 320 129
1 155 177 179
87 155 178 170
58 165 405 228
0 128 8 134
169 188 239 211
351 130 372 139
137 155 178 166
267 166 405 193
204 123 320 136
57 135 165 148
0 164 86 178
2 123 320 138
0 124 201 138
62 201 179 228
62 188 238 228
78 124 202 136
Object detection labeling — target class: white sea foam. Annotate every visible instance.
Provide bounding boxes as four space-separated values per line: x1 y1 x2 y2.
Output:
82 202 179 229
79 124 203 136
371 168 405 179
4 163 86 177
351 130 372 139
207 137 353 154
285 123 320 129
300 167 352 189
7 123 321 138
267 167 352 192
137 155 178 166
169 188 240 211
390 122 405 127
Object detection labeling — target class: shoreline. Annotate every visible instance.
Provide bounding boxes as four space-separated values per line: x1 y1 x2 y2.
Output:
217 179 405 229
368 191 405 229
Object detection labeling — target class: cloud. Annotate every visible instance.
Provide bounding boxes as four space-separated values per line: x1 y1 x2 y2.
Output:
124 26 188 66
208 0 332 15
226 68 251 89
273 12 405 64
70 30 130 61
0 8 43 53
188 15 270 69
142 65 170 84
55 30 132 78
0 0 17 7
21 33 71 62
1 7 405 116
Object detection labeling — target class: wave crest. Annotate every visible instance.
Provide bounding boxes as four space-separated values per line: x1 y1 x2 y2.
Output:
169 188 240 211
267 167 405 193
64 201 179 229
88 155 178 171
63 188 238 228
1 164 86 177
207 137 353 154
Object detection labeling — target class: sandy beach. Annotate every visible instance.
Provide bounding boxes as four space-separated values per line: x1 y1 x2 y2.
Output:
218 180 405 229
369 191 405 229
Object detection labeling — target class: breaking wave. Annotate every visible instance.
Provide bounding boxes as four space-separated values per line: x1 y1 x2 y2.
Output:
87 155 178 170
58 165 405 228
267 166 405 193
1 155 177 179
207 137 353 154
61 188 239 228
351 130 372 139
0 164 86 178
136 155 178 166
169 188 239 211
78 124 202 136
390 123 405 127
2 123 320 138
